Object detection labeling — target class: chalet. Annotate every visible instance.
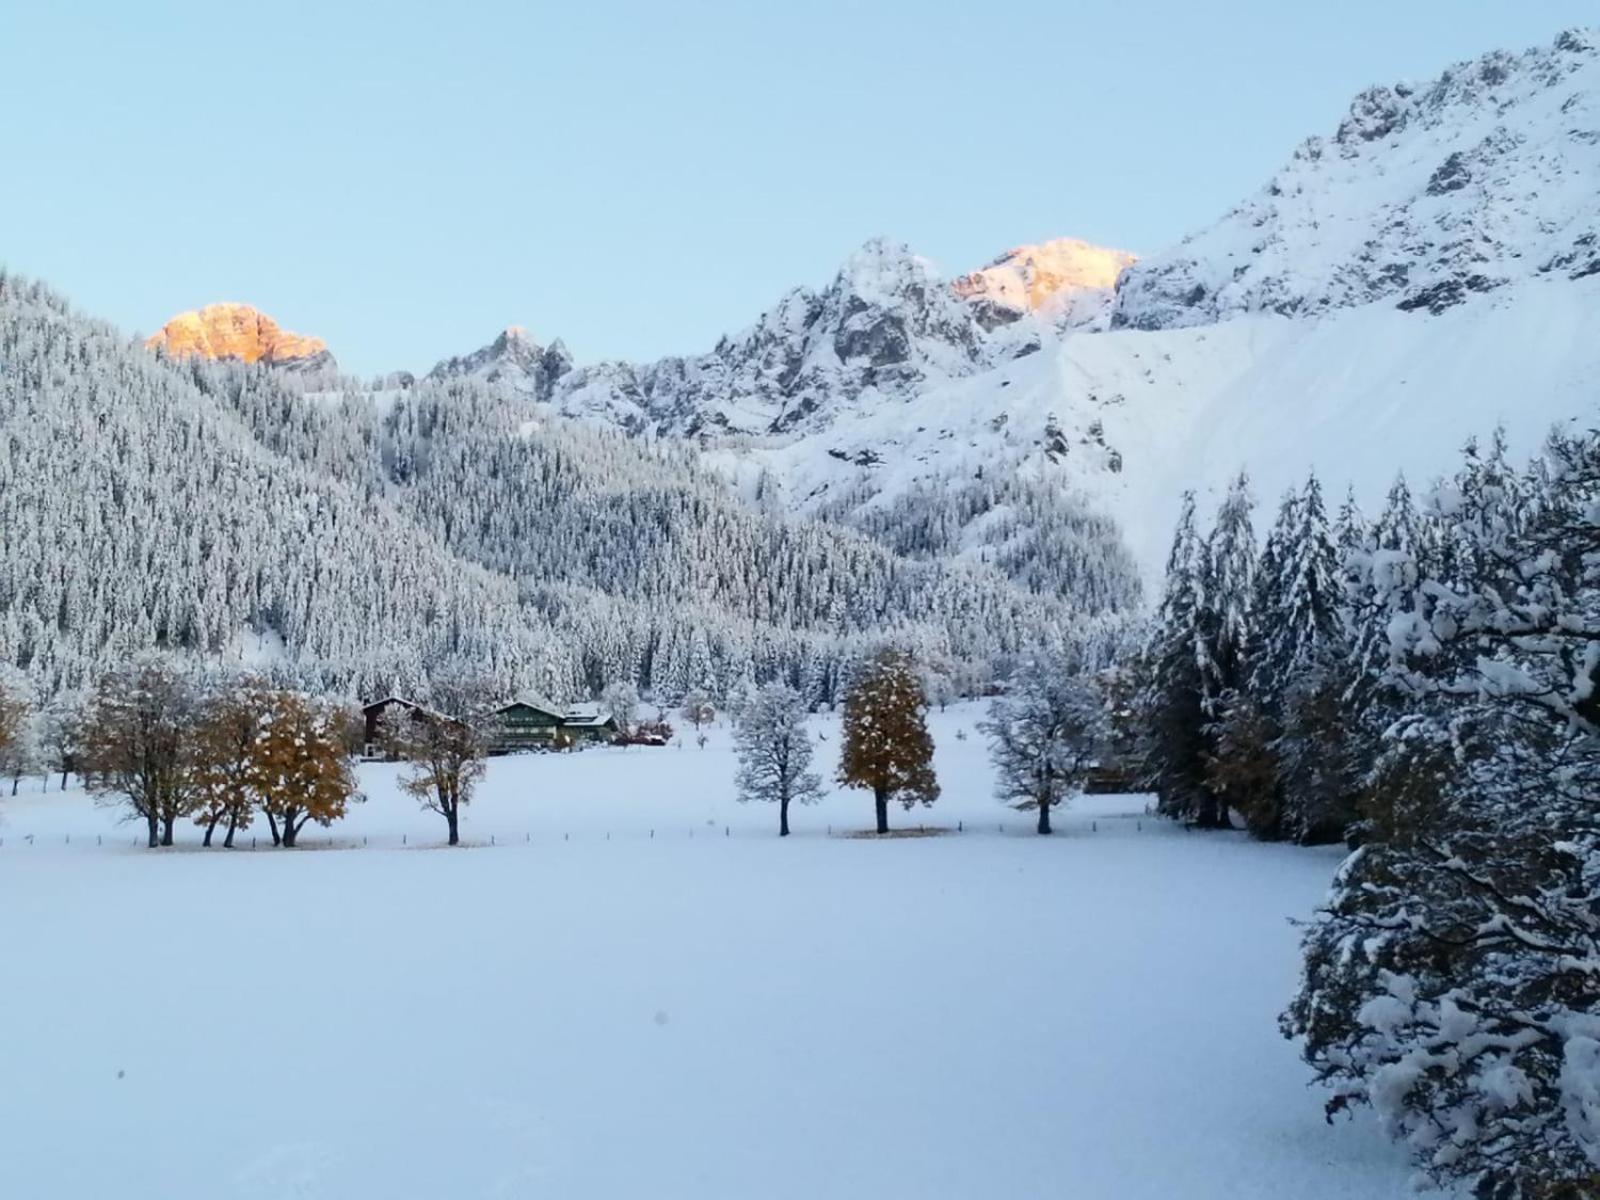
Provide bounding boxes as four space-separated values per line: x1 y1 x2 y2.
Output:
359 695 457 759
488 698 619 753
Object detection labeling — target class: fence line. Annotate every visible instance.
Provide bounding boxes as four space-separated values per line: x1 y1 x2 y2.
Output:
0 812 1161 855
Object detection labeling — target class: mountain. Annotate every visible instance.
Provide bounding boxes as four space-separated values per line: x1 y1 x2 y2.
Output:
1112 29 1600 330
432 238 1060 438
425 28 1600 583
953 238 1137 331
426 325 572 401
1 274 1137 702
147 302 335 372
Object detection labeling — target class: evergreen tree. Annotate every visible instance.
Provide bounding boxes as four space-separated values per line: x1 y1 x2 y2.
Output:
1137 492 1212 824
1286 429 1600 1197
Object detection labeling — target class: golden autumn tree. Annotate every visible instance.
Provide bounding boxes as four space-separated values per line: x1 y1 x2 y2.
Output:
79 655 203 848
252 690 358 848
0 674 27 784
838 649 940 834
190 677 271 848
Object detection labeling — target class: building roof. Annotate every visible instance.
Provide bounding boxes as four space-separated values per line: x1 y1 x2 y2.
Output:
492 697 566 721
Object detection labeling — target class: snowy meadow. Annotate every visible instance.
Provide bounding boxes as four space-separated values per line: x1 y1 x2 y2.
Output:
0 704 1426 1199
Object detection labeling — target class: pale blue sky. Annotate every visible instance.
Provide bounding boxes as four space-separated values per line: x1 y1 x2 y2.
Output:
2 2 1594 375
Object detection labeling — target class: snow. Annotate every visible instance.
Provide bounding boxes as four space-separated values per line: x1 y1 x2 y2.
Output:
729 271 1600 587
0 705 1435 1199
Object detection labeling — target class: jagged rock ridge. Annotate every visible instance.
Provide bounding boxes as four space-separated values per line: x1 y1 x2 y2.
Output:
953 238 1137 331
1112 28 1600 329
147 302 335 372
432 237 1132 437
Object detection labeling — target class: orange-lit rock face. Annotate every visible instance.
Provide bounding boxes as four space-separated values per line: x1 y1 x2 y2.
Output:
145 303 328 365
952 238 1138 314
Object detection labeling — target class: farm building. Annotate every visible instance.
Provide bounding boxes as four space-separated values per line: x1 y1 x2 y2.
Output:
488 699 619 753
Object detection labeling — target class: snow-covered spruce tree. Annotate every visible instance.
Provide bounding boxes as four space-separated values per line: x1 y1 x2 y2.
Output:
733 683 823 836
981 657 1106 835
1136 492 1213 823
78 655 203 848
1205 486 1298 836
1263 473 1360 844
1189 472 1258 829
838 649 939 834
1285 430 1600 1198
1200 472 1257 713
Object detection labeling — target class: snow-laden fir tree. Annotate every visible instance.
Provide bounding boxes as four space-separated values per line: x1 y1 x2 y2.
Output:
1137 492 1213 824
981 656 1106 835
733 683 823 836
1285 429 1600 1198
1200 471 1257 711
1260 473 1360 844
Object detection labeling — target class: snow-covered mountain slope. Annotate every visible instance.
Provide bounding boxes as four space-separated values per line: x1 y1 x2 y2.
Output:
426 325 572 401
723 273 1600 579
953 238 1137 332
1113 29 1600 330
428 28 1600 587
432 238 1079 438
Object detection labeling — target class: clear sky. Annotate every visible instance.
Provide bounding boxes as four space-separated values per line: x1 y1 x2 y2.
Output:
2 2 1594 375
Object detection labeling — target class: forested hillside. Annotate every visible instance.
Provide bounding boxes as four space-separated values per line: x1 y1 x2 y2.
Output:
0 274 1140 703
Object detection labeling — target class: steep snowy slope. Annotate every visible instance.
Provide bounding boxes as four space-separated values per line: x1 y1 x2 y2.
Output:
726 273 1600 577
1113 29 1600 329
426 28 1600 587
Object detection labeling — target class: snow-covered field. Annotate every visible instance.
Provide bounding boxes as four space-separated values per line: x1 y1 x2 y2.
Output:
0 705 1429 1199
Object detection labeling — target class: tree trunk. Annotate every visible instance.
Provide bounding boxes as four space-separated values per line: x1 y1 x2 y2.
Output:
266 811 281 846
11 775 18 797
779 795 790 837
202 816 218 848
59 767 69 792
146 809 159 849
160 813 175 846
1037 799 1052 835
223 813 238 849
446 804 460 847
874 787 889 835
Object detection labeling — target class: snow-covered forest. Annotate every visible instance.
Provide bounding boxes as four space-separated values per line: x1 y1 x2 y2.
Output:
0 272 1139 705
1134 428 1600 1196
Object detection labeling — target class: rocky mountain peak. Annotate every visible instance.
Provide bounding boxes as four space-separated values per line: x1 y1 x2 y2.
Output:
1112 28 1600 330
146 303 332 370
427 324 573 402
953 238 1138 331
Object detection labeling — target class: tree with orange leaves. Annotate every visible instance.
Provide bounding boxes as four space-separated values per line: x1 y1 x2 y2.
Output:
252 690 358 848
837 648 939 834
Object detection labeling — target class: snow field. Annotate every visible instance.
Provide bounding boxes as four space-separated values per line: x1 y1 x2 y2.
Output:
0 705 1433 1198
